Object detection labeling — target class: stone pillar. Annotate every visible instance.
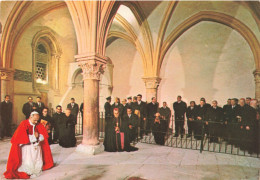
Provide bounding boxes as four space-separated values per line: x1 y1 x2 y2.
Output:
143 77 161 103
0 69 14 101
0 69 14 123
254 70 260 101
76 54 107 155
52 54 60 95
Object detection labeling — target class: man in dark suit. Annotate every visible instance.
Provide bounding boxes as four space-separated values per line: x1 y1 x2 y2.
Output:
104 96 111 119
123 108 139 143
186 101 197 138
146 97 159 135
173 96 187 138
205 100 223 142
67 98 79 124
223 99 231 113
246 97 251 106
196 98 209 140
121 99 128 116
36 96 45 116
133 94 147 139
22 96 37 119
0 95 13 138
159 102 171 132
80 102 83 119
111 97 124 118
126 96 133 112
238 98 255 152
222 99 231 140
225 98 241 145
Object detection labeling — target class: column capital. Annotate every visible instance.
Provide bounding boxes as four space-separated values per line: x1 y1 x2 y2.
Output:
76 54 110 80
51 53 61 60
142 77 161 89
0 68 14 80
253 69 260 82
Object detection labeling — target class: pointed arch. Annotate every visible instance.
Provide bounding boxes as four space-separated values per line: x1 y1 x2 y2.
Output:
159 11 260 75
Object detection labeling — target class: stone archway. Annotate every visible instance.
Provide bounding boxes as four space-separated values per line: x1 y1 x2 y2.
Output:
159 11 260 100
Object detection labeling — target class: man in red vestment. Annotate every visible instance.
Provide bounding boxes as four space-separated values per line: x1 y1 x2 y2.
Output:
4 111 54 179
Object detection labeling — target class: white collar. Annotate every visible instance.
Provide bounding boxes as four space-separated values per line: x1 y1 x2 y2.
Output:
29 119 35 126
29 120 36 134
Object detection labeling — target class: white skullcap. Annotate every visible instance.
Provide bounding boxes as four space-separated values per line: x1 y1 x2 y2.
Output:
30 111 39 117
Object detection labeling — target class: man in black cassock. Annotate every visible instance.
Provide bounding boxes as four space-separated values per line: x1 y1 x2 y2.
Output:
205 100 223 142
152 113 167 145
146 97 159 135
52 105 64 143
159 102 171 132
123 108 139 143
225 98 241 145
40 107 53 144
196 98 209 140
104 96 111 119
222 98 231 140
173 96 187 138
0 95 13 138
67 98 79 124
186 101 197 138
59 108 76 148
237 98 255 153
249 99 259 154
133 94 147 139
22 96 37 119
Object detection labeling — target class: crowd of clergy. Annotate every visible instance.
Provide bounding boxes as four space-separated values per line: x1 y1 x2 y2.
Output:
0 93 259 179
104 95 259 154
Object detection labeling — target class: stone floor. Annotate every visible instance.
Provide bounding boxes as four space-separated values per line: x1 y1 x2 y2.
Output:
0 136 259 180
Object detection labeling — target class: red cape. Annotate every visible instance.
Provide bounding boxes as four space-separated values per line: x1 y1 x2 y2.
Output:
4 120 54 179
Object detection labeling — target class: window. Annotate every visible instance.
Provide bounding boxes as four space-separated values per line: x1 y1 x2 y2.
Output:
35 43 48 85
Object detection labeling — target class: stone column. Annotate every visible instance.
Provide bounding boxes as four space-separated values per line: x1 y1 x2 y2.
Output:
51 54 60 95
254 70 260 101
76 54 107 155
0 69 14 123
143 77 161 103
0 69 14 101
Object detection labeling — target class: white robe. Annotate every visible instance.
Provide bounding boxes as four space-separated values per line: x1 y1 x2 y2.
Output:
18 120 45 178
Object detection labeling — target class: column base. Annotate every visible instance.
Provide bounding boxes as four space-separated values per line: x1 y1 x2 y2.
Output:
76 143 104 155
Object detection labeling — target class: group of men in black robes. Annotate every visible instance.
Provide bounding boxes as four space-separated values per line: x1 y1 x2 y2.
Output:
104 94 171 147
49 104 78 147
175 96 259 154
104 96 139 152
104 94 259 153
21 96 79 148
